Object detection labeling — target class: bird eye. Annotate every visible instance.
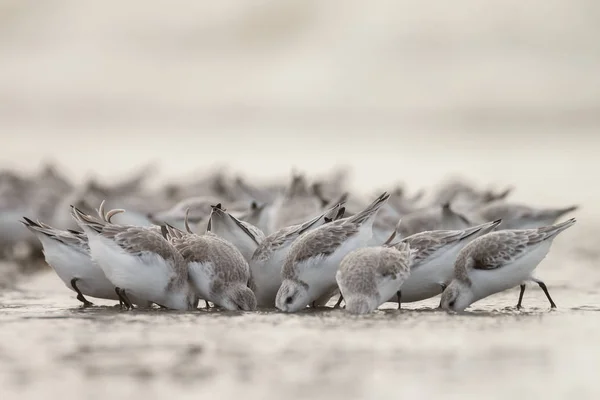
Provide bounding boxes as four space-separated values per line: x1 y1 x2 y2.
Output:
286 296 293 304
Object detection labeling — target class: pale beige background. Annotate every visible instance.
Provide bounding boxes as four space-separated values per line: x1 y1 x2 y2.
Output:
2 1 599 213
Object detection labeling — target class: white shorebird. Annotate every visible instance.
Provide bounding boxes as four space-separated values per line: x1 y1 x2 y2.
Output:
336 243 415 314
471 201 578 230
250 202 345 307
275 192 390 313
71 203 197 310
206 203 265 262
440 218 576 312
164 219 257 311
385 219 502 307
21 218 118 306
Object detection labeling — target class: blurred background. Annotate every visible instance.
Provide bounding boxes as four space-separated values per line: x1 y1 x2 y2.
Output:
1 0 599 214
1 3 599 400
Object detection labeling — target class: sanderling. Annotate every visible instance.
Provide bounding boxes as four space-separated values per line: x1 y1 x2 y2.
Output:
207 203 265 262
71 202 197 310
275 192 390 312
472 201 578 230
396 203 472 238
249 202 345 307
21 218 117 306
165 219 257 311
440 218 576 312
385 219 502 306
336 243 415 314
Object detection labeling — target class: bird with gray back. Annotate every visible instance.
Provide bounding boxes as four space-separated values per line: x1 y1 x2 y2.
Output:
441 218 576 312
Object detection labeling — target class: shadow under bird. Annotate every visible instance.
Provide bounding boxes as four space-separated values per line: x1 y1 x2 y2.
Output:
440 218 576 312
335 242 415 314
276 192 390 313
71 202 197 310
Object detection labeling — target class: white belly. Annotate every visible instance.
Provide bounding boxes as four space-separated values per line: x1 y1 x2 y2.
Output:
470 242 551 303
88 234 172 304
378 277 404 306
300 229 372 304
384 245 461 303
251 247 291 307
41 237 118 300
188 261 215 302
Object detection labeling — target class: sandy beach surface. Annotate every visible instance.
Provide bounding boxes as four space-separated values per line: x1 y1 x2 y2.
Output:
1 1 600 399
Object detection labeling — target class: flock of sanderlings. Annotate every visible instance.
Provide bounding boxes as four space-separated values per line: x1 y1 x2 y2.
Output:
0 164 578 313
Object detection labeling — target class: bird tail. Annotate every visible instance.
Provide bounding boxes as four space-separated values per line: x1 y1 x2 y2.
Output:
530 218 576 244
347 192 390 225
540 205 579 220
322 201 347 223
383 218 402 246
539 218 576 237
460 219 503 240
21 217 55 238
70 204 107 233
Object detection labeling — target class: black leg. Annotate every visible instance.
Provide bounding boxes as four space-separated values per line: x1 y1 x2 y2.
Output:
70 278 93 307
115 287 127 309
534 279 557 309
438 283 446 308
516 284 526 309
312 301 317 308
115 287 133 310
396 291 401 310
333 295 344 309
121 290 134 310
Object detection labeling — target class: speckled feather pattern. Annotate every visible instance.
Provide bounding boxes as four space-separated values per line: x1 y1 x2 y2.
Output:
395 230 466 266
72 207 189 290
251 225 303 262
338 246 412 296
454 219 575 284
170 232 250 295
251 202 344 262
281 193 389 279
282 223 360 279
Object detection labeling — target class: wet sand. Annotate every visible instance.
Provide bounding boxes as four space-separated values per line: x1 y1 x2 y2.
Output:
1 222 599 400
2 1 600 398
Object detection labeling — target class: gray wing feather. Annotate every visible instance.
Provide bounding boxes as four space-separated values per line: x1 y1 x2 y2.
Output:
399 230 464 265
